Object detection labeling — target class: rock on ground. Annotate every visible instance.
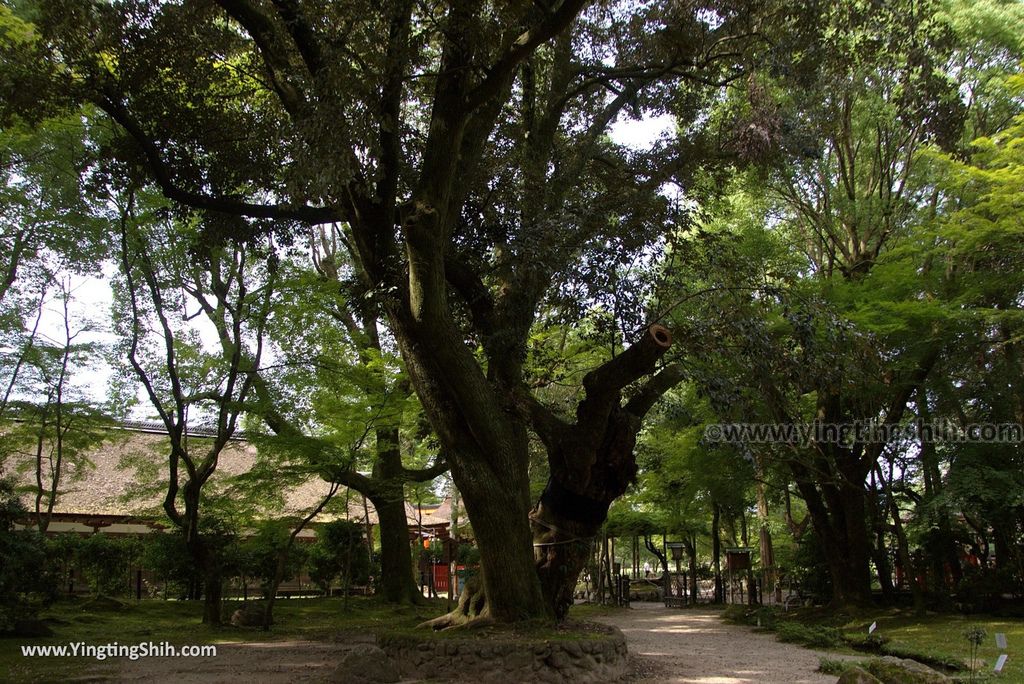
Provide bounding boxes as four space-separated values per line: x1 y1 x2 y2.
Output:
837 666 884 684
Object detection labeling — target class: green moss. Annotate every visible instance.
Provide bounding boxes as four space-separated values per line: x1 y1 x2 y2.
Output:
0 596 448 683
0 596 622 682
776 620 844 648
839 612 1024 680
862 659 949 684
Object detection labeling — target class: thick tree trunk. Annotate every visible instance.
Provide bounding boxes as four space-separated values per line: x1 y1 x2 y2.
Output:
203 568 222 626
687 535 699 603
531 406 643 620
712 504 723 603
424 439 547 627
792 470 873 606
373 492 423 604
875 464 924 613
413 320 674 625
868 475 896 599
462 473 545 622
919 410 962 591
529 326 676 620
753 457 776 599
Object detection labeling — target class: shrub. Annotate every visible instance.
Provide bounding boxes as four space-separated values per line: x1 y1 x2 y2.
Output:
752 605 780 628
141 530 197 598
235 520 307 595
721 605 750 623
0 475 59 630
956 568 1019 612
77 533 140 597
775 621 843 648
45 533 82 594
307 520 368 593
845 631 889 652
818 657 853 675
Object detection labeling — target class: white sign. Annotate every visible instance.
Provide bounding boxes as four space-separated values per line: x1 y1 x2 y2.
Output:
994 654 1008 673
868 622 877 634
996 633 1008 650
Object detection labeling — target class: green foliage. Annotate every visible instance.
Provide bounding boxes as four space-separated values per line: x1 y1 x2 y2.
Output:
818 657 852 675
76 533 141 598
455 542 480 567
775 621 844 648
139 531 196 597
307 520 369 593
235 520 307 595
0 473 56 630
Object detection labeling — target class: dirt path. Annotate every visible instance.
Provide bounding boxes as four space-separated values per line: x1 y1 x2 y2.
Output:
595 603 852 683
107 637 370 683
100 604 850 683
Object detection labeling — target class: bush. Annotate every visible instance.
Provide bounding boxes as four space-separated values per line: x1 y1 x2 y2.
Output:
818 657 853 675
0 475 58 630
141 530 197 598
77 533 140 597
307 520 368 593
775 621 843 648
751 605 780 628
845 631 890 652
790 531 833 601
721 605 750 623
235 520 307 595
45 533 81 594
721 604 780 628
956 568 1019 611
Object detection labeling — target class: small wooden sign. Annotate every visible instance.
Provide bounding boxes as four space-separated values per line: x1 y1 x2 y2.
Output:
994 654 1008 673
996 633 1007 650
868 622 877 634
725 548 752 571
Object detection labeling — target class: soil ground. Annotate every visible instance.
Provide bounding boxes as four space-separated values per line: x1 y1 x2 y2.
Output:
99 603 851 683
596 602 856 683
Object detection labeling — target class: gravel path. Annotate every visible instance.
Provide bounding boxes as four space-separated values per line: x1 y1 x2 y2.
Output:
594 603 852 684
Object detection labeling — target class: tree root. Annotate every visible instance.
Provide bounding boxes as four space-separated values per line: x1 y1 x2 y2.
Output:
418 577 493 631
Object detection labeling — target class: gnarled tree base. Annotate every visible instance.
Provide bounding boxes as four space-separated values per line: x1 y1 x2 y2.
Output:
419 577 494 631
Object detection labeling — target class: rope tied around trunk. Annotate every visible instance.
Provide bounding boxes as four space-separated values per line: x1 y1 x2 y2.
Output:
529 513 590 547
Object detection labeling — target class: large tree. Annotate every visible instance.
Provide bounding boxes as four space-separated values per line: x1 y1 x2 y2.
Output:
3 0 779 623
114 201 277 624
246 227 448 605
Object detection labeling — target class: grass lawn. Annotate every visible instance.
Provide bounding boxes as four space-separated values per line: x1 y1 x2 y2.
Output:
839 610 1024 682
1 595 449 683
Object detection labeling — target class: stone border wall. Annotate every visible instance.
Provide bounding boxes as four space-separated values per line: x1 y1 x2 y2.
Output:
377 623 628 683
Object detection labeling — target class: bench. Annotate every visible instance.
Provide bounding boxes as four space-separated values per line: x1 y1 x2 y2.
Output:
664 596 687 608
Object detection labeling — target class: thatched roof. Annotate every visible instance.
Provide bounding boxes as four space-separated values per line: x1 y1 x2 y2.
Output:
7 427 377 525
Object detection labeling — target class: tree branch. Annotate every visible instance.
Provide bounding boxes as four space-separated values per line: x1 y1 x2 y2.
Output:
96 92 341 224
445 253 495 335
624 362 686 418
269 0 324 76
215 0 305 114
464 0 587 114
403 456 449 483
582 325 673 397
